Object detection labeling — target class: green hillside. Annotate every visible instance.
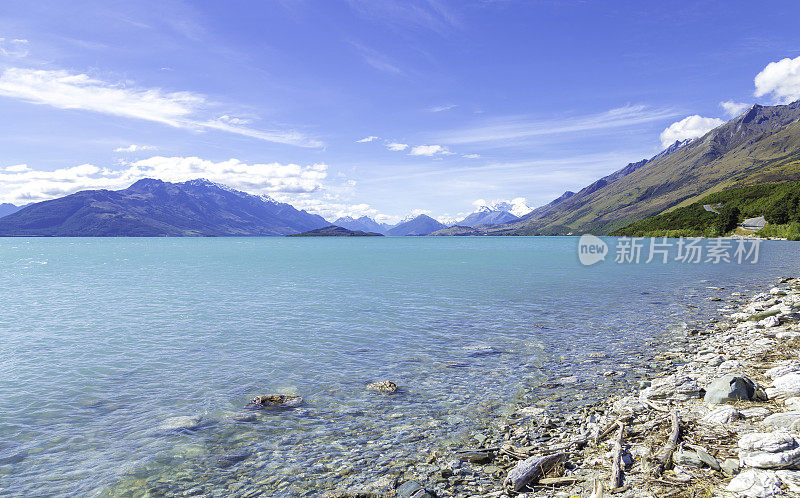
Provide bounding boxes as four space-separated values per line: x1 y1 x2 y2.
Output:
490 101 800 235
612 181 800 237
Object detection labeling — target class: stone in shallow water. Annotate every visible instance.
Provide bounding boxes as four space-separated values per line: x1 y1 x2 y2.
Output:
366 381 398 393
158 415 205 431
703 374 758 404
247 394 303 408
726 469 784 497
396 480 433 498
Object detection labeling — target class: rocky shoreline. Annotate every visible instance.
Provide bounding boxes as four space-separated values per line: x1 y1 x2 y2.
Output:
340 276 800 498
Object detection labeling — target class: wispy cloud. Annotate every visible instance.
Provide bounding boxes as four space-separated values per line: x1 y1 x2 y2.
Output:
356 135 379 143
430 103 457 112
462 153 480 159
351 42 403 74
0 38 29 58
434 105 679 145
386 142 408 151
409 144 453 156
114 144 157 153
346 0 459 35
0 68 322 147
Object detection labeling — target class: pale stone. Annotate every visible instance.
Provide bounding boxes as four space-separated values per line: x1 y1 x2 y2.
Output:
763 412 800 431
702 405 740 424
726 469 784 497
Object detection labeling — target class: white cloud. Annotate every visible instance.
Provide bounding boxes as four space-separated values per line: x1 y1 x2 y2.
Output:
0 67 321 147
386 142 408 151
114 144 157 152
462 153 480 159
4 164 30 172
409 144 453 156
659 115 724 148
436 105 678 145
754 56 800 104
472 197 531 217
720 100 751 117
356 136 379 143
430 104 457 112
0 38 29 58
280 196 382 222
0 156 328 205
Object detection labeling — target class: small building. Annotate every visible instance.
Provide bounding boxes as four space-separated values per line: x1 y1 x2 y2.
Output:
741 216 767 231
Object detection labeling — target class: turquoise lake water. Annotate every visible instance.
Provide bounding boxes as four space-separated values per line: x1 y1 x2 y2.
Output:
1 237 798 496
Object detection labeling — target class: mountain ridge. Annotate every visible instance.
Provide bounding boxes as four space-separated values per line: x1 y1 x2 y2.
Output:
0 178 330 236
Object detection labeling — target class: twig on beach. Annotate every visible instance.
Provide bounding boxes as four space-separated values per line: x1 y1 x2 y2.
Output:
650 409 681 477
595 416 631 445
642 397 671 413
610 421 625 490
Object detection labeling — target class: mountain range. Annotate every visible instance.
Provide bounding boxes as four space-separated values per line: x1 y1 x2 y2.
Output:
0 179 330 236
3 101 798 237
385 214 447 236
0 203 22 218
332 215 392 234
457 207 519 227
485 101 800 235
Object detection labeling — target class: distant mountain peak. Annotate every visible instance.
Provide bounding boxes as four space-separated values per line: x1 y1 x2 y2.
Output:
0 178 330 236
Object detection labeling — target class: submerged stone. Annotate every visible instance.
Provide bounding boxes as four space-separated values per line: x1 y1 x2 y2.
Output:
247 394 303 409
366 381 398 393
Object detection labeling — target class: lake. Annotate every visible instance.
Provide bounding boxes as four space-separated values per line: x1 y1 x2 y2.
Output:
1 237 798 496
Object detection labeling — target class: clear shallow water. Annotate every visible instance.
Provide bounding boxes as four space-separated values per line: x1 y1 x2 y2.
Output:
0 237 798 496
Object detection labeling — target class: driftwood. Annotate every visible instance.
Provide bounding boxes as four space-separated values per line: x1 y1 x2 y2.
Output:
499 438 586 460
642 397 670 413
589 477 604 498
650 409 681 477
610 422 625 489
595 416 631 444
537 476 583 486
504 452 566 492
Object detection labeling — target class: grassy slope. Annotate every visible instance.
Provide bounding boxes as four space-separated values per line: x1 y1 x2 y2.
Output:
612 181 800 236
494 106 800 235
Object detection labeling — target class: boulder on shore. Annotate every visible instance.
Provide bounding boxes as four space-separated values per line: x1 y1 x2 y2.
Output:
704 374 760 404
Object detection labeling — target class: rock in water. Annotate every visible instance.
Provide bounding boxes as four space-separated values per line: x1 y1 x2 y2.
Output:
366 381 398 393
247 394 303 408
159 415 205 431
703 374 759 404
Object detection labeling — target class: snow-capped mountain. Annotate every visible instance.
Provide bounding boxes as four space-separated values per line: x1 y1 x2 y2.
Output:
332 215 391 234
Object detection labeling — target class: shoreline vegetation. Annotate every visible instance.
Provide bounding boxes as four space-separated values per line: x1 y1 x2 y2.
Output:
612 181 800 240
328 277 800 497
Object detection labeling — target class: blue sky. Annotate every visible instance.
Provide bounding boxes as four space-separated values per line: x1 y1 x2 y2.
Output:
1 0 800 223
